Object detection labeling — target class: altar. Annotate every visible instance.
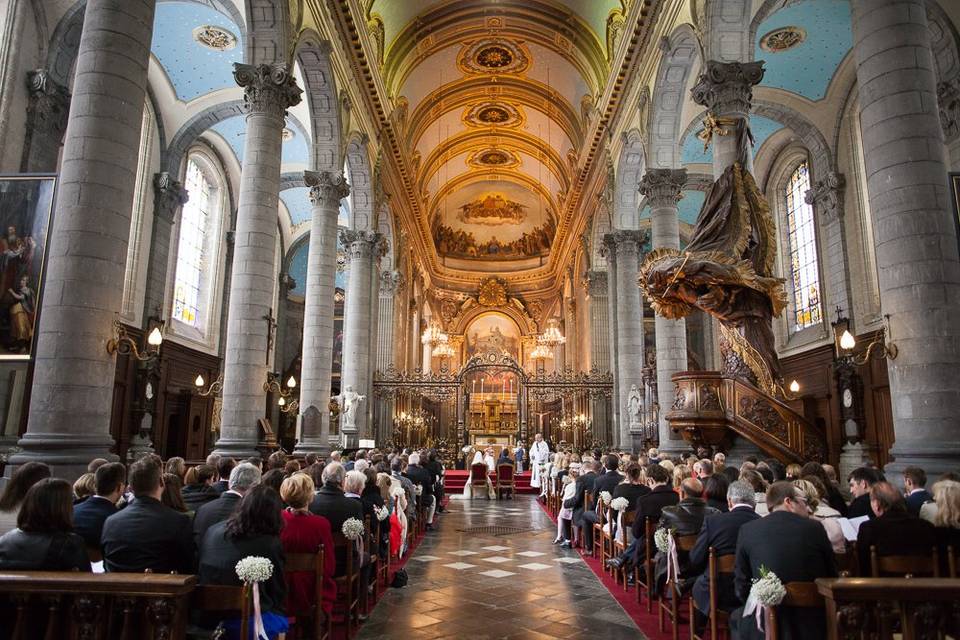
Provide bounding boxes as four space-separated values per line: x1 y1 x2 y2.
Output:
469 432 514 460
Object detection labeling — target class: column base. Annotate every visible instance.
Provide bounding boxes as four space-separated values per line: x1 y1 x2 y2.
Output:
211 436 262 460
6 432 118 483
883 442 960 488
340 431 359 449
838 441 874 485
293 437 330 457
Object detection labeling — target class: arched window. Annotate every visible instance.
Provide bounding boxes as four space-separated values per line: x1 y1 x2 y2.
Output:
170 153 225 341
338 158 352 227
784 161 822 330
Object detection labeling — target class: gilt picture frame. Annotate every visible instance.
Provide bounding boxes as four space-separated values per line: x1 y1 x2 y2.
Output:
0 175 56 360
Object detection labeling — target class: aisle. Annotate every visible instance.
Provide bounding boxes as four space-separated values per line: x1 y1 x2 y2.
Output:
358 495 644 639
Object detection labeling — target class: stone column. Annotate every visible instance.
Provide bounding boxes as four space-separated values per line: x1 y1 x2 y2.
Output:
600 248 620 447
214 63 301 458
0 0 30 172
142 172 188 323
21 70 71 172
851 0 960 480
375 270 401 443
639 168 689 454
294 171 348 456
690 60 765 177
586 270 612 444
10 0 157 476
604 230 647 451
338 229 382 447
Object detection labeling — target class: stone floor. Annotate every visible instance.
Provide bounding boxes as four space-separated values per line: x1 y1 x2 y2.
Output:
358 495 644 640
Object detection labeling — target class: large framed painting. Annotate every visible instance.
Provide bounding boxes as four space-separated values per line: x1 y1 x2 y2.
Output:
0 175 56 360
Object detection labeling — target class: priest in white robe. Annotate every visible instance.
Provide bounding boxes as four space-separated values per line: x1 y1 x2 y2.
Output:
529 433 550 488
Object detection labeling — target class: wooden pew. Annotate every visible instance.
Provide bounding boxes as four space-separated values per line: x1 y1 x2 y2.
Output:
0 571 196 639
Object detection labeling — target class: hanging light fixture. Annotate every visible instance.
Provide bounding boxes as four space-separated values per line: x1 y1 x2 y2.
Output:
530 342 554 361
540 318 566 347
421 321 445 346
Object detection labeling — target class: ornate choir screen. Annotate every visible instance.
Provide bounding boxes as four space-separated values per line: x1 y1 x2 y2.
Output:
373 354 613 462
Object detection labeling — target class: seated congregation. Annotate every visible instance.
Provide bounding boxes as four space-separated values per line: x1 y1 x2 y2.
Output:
542 449 960 639
0 449 444 639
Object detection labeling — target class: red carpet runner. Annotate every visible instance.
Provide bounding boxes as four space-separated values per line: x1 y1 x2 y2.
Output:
444 470 539 494
536 498 680 640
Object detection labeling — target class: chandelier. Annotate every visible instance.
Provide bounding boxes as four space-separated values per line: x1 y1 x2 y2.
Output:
530 342 553 360
432 335 456 360
539 318 565 347
421 321 446 346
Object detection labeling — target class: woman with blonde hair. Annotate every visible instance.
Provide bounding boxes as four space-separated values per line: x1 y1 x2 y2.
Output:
555 464 580 546
72 473 96 503
793 479 845 553
925 480 960 568
279 473 335 619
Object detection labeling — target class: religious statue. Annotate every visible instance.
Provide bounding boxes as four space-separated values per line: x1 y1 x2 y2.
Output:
332 385 365 430
638 119 788 396
627 384 643 429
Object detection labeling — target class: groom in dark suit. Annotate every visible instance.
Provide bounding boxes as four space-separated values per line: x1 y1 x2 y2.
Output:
731 482 837 640
73 462 126 549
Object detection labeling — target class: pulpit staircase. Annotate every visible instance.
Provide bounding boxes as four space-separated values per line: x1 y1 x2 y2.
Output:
666 371 827 463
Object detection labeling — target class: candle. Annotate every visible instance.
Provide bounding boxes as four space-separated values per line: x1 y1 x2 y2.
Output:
481 377 484 397
473 379 476 394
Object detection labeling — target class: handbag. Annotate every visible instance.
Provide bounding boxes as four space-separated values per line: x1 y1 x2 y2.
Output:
391 568 408 588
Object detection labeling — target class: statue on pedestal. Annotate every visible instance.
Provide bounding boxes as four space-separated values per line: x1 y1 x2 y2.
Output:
333 385 365 431
627 384 643 431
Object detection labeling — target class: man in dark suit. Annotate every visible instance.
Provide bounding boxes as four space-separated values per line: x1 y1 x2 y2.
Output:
193 462 261 546
653 478 718 592
688 480 761 617
211 457 236 495
847 466 881 519
580 454 623 549
562 458 598 549
404 452 436 529
310 462 363 575
101 458 194 574
73 462 126 549
857 481 936 576
606 463 678 571
731 482 837 640
902 467 933 517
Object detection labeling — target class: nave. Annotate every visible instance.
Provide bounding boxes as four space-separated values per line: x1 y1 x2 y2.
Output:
360 496 642 640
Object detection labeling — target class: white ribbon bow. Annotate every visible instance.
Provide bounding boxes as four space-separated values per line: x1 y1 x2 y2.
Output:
251 582 267 640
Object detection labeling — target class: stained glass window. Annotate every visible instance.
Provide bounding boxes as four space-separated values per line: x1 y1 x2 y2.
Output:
172 158 213 329
785 161 822 330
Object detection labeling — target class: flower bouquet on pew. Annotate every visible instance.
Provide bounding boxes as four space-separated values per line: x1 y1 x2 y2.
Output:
234 556 286 640
744 565 786 633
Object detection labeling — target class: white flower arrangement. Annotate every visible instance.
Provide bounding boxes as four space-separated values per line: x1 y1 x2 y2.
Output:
462 445 472 454
599 490 613 505
389 484 405 499
375 505 390 521
750 565 786 606
610 497 630 512
415 485 423 496
654 527 672 554
235 556 274 584
342 517 365 541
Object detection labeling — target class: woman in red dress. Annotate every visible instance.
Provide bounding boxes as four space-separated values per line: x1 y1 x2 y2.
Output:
279 474 336 617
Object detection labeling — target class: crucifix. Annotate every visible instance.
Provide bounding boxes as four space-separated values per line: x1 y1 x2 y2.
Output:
263 308 278 365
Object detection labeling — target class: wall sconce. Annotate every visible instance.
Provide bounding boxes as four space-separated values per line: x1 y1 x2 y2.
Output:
832 306 898 365
106 319 163 361
788 380 800 394
195 372 223 397
263 372 298 413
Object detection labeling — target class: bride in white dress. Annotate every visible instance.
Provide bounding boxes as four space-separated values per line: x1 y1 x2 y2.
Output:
463 449 496 499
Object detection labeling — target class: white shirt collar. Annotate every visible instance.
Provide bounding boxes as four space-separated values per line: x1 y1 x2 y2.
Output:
731 503 755 511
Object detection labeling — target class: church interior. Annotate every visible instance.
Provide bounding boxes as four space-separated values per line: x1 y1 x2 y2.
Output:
0 0 958 638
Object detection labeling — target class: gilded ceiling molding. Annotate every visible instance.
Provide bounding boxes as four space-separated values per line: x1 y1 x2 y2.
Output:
381 1 607 97
404 75 583 150
462 101 525 129
466 148 521 170
456 38 531 76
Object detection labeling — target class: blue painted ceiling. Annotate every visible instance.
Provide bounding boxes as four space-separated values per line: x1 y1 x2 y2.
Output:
287 230 348 297
151 2 242 101
280 188 312 226
681 115 784 165
754 0 852 100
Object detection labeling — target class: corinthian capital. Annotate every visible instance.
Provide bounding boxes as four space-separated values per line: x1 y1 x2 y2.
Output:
638 168 687 208
153 172 189 222
584 270 608 296
338 229 384 262
691 60 764 117
233 63 302 117
804 172 845 222
602 229 648 256
304 170 350 208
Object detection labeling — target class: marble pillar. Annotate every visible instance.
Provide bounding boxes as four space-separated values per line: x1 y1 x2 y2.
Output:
851 0 960 480
586 270 612 445
338 229 383 447
294 171 348 456
10 0 157 476
215 63 302 458
0 0 30 172
601 248 620 447
603 230 647 452
375 270 401 444
639 168 689 454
